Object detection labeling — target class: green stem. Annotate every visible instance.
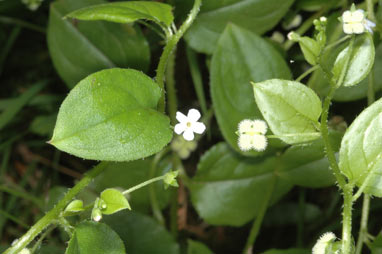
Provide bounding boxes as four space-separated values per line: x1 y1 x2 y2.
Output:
123 175 165 195
0 16 45 33
155 0 202 112
366 0 376 22
342 184 354 254
296 65 319 82
367 71 375 105
148 148 170 225
283 8 326 50
355 194 371 254
30 225 55 254
242 177 276 254
4 162 108 254
325 35 351 50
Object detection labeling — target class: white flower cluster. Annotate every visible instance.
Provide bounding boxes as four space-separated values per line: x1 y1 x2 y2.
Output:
312 232 337 254
174 109 206 141
237 119 268 152
342 8 375 34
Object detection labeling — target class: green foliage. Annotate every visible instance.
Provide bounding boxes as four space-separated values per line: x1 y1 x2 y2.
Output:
184 0 294 54
100 189 130 215
63 200 85 216
65 221 126 254
66 1 174 27
210 24 291 155
332 33 375 87
104 211 179 254
187 239 213 254
189 143 293 226
339 97 382 196
47 0 150 88
50 68 172 161
252 79 321 144
262 248 309 254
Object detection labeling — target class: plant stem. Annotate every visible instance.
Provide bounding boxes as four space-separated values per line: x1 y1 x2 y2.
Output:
366 0 376 21
0 16 45 34
355 195 371 254
325 35 351 50
123 175 165 195
296 65 319 82
242 177 276 254
3 162 108 254
155 0 202 112
367 71 375 105
166 48 177 124
342 184 354 254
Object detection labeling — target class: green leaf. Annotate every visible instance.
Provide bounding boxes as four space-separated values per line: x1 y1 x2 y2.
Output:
104 211 179 254
29 114 56 137
262 248 309 254
210 24 291 155
187 239 213 254
47 0 150 88
65 221 126 254
188 143 293 226
371 234 382 254
63 199 85 216
252 79 321 144
332 33 375 87
66 1 174 27
290 34 320 65
91 158 172 212
279 132 342 188
339 97 382 196
50 68 172 161
100 189 130 215
163 171 179 189
184 0 294 54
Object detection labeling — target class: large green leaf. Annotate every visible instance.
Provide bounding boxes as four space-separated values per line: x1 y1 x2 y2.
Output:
66 1 174 27
47 0 150 89
339 97 382 196
188 143 293 226
332 33 375 87
91 157 171 212
252 79 322 144
50 68 172 161
66 221 125 254
184 0 294 54
104 211 179 254
279 132 342 188
187 240 213 254
210 24 291 155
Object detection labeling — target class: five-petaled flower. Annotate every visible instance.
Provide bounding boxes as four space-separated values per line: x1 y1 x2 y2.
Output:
342 8 375 34
312 232 337 254
237 119 268 152
174 109 206 141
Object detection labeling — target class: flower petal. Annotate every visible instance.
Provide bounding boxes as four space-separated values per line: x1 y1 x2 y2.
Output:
238 119 254 134
251 134 268 152
343 24 354 34
174 123 186 134
183 129 195 141
187 108 201 122
176 111 188 123
192 122 206 134
352 10 365 22
353 23 365 34
238 134 252 151
342 11 352 22
253 120 268 134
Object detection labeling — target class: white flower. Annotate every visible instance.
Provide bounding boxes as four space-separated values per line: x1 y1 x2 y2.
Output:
174 109 206 141
320 16 327 22
312 232 336 254
237 119 268 152
342 9 376 34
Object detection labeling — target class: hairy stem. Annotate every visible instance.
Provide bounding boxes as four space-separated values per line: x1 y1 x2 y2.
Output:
296 65 319 82
342 184 354 254
122 175 166 195
242 177 276 254
155 0 202 112
4 162 108 254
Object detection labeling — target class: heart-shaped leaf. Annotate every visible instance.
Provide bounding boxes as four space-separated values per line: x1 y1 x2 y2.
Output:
210 24 291 155
252 79 322 144
100 189 130 215
66 221 125 254
66 1 174 27
188 143 292 226
50 68 172 161
339 97 382 196
184 0 294 54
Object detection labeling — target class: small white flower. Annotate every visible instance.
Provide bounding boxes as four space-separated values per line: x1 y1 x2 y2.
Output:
342 9 376 34
320 16 327 22
174 109 206 141
237 119 268 152
312 232 336 254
